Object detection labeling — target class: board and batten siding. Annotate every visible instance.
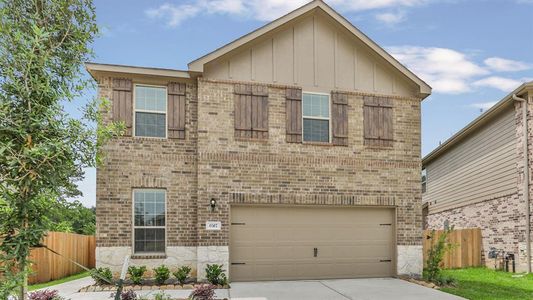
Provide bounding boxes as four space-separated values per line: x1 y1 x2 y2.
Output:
423 105 518 213
204 10 417 97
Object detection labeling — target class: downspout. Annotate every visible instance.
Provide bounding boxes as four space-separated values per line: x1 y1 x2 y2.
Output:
514 93 531 273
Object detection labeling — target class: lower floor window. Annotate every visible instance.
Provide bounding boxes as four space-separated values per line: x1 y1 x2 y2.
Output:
133 189 166 254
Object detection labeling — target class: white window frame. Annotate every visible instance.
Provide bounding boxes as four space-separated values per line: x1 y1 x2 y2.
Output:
131 188 167 256
421 168 427 193
302 91 331 143
133 84 168 139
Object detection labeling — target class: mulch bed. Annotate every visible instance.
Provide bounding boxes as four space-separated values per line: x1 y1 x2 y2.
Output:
398 275 441 290
79 282 229 293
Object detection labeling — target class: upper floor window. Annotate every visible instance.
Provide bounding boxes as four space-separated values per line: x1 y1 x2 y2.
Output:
421 168 427 193
302 93 330 142
133 189 166 254
134 85 167 138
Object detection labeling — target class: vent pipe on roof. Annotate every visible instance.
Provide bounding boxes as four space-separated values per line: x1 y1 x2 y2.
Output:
514 93 531 274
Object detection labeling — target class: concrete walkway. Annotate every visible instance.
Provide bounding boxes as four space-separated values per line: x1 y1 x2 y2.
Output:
229 278 464 300
38 277 464 300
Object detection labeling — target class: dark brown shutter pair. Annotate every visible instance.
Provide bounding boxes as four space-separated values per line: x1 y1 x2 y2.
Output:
234 84 269 139
167 82 186 139
111 78 186 139
363 96 393 147
331 92 349 146
285 89 349 145
112 78 133 136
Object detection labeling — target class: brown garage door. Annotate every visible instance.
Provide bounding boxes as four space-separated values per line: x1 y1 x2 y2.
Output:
230 206 395 281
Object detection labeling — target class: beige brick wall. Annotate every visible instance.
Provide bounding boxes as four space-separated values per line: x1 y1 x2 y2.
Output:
196 78 423 247
96 76 198 248
96 74 424 275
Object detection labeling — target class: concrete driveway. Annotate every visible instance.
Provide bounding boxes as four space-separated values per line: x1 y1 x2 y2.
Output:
229 278 465 300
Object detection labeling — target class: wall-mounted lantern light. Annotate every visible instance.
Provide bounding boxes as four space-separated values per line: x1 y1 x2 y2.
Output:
210 198 217 212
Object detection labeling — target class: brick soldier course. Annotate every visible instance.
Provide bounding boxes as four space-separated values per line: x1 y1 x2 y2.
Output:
89 0 432 280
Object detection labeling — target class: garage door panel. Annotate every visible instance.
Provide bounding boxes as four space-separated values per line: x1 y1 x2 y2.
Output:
230 206 395 281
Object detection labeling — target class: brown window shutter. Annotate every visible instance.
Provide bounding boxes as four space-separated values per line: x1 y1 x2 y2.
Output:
363 96 393 147
331 92 349 146
112 78 133 136
285 88 302 143
168 82 186 139
251 85 269 139
234 84 269 140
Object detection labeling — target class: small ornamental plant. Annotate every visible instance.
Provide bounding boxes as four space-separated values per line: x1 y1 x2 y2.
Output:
173 266 192 285
127 265 147 285
189 284 215 300
205 264 227 286
90 267 113 285
153 265 170 285
423 227 456 284
111 290 138 300
28 290 65 300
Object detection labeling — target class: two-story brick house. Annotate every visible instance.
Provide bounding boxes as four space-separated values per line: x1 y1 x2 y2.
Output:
87 0 431 281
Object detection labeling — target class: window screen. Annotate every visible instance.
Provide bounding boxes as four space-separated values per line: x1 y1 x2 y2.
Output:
302 93 330 142
135 85 166 138
133 189 165 254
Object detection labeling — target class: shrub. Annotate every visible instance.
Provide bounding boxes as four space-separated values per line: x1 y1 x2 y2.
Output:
153 265 170 285
189 284 215 300
127 265 147 285
90 267 114 285
111 290 138 300
173 266 192 285
434 275 457 287
423 227 455 283
205 264 227 286
153 291 172 300
28 290 65 300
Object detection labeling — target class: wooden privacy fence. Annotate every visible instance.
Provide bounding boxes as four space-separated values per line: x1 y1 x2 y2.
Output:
423 228 482 269
28 232 95 284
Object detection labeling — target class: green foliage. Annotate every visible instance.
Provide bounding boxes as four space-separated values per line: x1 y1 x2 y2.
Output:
204 264 227 286
423 227 455 283
0 0 121 297
127 266 147 285
47 199 96 235
90 267 113 285
153 265 170 285
153 291 172 300
173 266 192 285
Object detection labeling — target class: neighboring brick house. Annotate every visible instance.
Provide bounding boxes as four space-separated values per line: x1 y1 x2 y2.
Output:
87 0 431 281
422 82 533 272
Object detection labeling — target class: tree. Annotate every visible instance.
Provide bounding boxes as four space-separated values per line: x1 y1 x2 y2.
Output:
0 0 119 298
47 199 96 235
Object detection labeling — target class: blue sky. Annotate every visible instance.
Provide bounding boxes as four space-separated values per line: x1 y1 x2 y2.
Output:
71 0 533 207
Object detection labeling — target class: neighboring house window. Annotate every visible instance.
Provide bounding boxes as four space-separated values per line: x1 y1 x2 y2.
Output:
421 168 427 193
302 93 330 142
134 85 167 138
133 189 166 254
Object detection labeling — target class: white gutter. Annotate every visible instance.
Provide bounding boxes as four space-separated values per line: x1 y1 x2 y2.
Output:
514 93 531 274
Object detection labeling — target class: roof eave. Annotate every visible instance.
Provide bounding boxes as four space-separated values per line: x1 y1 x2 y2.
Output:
86 62 192 79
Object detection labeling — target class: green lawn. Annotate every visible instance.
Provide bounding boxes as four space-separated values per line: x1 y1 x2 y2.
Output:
28 271 90 291
440 268 533 300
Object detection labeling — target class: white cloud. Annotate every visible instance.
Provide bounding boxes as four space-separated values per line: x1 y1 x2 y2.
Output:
472 76 524 92
387 46 488 94
375 11 406 25
469 101 497 111
484 57 531 72
146 0 429 26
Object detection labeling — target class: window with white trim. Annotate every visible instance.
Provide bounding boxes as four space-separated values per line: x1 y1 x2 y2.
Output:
133 189 166 254
302 93 330 142
134 85 167 138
